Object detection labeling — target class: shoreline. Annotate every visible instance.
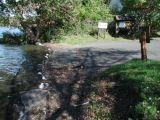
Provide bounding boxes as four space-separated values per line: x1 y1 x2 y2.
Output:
42 43 74 50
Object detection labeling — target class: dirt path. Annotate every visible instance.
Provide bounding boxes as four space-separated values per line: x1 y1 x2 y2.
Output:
42 39 160 120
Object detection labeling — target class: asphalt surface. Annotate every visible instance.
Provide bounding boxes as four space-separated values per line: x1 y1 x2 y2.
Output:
44 39 160 120
74 39 160 61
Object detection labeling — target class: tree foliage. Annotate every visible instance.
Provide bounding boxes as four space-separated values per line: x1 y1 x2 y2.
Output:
0 0 112 44
0 0 74 44
122 0 160 29
71 0 112 35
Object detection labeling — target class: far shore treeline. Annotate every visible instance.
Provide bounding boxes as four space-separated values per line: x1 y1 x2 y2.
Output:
0 0 160 44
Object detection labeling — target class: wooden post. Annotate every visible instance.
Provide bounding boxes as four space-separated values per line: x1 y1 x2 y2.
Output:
103 29 106 39
140 29 147 60
146 26 151 43
98 22 108 40
98 28 106 39
97 28 100 39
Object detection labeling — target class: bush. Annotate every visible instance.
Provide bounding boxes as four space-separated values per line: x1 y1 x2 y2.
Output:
135 101 157 120
2 32 24 44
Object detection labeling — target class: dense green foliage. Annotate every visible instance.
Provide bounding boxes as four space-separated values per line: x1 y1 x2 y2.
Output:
2 32 24 44
100 60 160 119
6 0 74 44
0 0 112 44
122 0 160 28
0 0 160 43
71 0 112 35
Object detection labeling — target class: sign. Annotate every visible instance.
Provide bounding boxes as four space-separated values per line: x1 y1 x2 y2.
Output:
98 22 108 29
118 22 125 28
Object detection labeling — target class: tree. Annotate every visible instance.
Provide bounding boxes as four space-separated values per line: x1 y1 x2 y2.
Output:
0 0 112 44
72 0 112 34
0 0 74 44
122 0 160 29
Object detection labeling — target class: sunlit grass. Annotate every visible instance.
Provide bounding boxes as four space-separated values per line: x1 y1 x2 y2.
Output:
103 60 160 119
89 60 160 120
58 33 130 45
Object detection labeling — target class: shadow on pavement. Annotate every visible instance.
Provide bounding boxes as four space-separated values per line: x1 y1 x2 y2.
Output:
44 48 140 120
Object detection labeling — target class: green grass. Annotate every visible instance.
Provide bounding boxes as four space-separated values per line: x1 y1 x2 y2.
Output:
58 33 130 45
103 60 160 120
89 60 160 120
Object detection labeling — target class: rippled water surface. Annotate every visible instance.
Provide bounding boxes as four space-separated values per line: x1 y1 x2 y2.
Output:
0 44 46 120
0 45 24 77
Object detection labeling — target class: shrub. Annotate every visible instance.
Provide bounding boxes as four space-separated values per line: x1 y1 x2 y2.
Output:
2 32 24 44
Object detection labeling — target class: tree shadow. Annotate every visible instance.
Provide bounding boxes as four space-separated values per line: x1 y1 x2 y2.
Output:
105 74 140 120
44 48 140 120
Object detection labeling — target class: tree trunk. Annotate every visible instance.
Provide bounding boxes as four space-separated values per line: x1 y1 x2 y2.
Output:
140 29 147 60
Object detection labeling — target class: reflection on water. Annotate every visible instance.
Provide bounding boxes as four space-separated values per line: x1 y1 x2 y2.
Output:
0 45 25 76
0 44 46 120
0 26 23 39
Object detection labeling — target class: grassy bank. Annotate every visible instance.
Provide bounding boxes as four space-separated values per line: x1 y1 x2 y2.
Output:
58 33 129 45
85 60 160 120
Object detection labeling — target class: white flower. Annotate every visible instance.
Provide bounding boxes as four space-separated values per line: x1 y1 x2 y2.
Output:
38 72 42 75
149 97 152 100
147 106 151 109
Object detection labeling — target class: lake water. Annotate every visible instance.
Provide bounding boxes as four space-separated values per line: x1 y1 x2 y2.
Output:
0 26 22 39
0 45 24 76
0 44 46 119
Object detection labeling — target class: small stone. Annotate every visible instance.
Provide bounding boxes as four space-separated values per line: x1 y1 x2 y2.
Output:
39 83 45 89
44 55 48 59
36 42 43 46
7 96 11 98
38 72 42 75
18 111 25 120
44 83 49 88
42 76 46 80
48 48 51 51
